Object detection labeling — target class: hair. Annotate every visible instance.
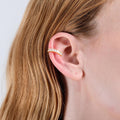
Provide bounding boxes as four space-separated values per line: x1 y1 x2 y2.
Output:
0 0 106 119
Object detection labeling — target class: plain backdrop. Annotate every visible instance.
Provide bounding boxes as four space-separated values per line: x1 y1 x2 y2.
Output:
0 0 29 107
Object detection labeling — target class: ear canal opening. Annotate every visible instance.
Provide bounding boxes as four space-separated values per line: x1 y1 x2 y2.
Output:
64 46 71 55
69 54 79 65
64 46 79 65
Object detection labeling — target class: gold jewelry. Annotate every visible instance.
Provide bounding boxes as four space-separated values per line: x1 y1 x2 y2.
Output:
47 48 63 56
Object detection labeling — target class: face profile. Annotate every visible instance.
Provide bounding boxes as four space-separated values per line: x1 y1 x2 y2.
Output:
48 0 120 119
1 0 120 120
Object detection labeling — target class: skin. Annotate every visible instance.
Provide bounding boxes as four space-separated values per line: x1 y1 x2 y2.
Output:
48 0 120 119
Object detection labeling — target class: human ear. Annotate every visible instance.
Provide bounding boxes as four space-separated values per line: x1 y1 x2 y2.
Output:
47 32 84 81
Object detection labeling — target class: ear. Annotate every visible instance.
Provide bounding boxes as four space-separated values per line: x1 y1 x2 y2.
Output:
48 32 84 81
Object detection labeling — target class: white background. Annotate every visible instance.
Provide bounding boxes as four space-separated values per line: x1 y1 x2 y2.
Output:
0 0 29 107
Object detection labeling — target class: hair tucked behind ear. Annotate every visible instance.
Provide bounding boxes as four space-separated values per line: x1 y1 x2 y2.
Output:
0 0 106 119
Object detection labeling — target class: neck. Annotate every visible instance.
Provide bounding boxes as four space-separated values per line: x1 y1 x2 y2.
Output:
63 79 119 120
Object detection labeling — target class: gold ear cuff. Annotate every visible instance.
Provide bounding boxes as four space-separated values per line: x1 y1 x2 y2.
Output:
47 48 63 56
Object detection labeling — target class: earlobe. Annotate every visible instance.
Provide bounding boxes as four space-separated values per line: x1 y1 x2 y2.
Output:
47 32 84 81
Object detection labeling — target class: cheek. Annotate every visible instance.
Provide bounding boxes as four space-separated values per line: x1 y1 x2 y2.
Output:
84 34 120 115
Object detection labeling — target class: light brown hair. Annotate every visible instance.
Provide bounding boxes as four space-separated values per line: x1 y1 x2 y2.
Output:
0 0 106 119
